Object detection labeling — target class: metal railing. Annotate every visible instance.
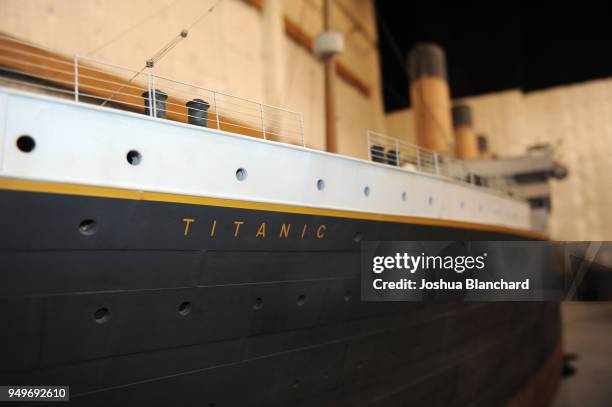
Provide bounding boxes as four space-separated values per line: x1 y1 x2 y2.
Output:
0 34 305 146
366 130 517 196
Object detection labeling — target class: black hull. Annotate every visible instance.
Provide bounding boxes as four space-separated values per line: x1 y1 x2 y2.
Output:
0 187 560 406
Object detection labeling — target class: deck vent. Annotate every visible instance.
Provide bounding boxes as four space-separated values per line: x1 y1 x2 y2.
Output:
186 98 210 127
370 145 385 163
386 149 398 166
141 89 168 118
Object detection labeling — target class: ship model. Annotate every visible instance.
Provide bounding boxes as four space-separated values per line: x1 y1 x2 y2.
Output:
0 31 565 406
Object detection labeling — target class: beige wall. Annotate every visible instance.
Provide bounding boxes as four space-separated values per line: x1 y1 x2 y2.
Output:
385 80 612 240
0 0 385 157
523 80 612 240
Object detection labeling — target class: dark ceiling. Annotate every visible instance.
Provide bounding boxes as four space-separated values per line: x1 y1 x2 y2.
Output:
374 4 612 112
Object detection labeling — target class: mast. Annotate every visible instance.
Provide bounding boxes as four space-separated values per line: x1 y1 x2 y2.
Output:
323 0 338 153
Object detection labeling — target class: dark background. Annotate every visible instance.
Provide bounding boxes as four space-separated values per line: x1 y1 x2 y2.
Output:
375 4 612 112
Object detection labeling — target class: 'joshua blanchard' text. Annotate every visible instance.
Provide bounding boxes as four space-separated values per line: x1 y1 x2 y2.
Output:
373 278 530 290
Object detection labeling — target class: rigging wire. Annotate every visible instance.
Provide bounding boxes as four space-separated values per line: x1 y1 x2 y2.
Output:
376 12 454 150
101 0 224 106
145 0 224 68
87 0 188 56
42 0 188 86
377 15 407 74
186 0 224 31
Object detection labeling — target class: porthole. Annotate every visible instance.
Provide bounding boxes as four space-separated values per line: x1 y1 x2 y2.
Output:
344 291 352 302
78 219 98 236
296 294 307 306
292 380 300 389
94 307 110 324
428 196 434 206
401 191 407 201
16 135 35 153
353 232 363 243
178 301 191 316
460 201 465 208
253 297 264 310
316 179 325 191
126 150 141 165
363 186 370 197
236 168 248 181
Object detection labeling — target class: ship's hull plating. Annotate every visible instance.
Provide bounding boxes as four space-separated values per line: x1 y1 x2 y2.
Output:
0 186 560 406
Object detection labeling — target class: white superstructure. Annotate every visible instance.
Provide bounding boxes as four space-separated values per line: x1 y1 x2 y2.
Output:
0 88 531 230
